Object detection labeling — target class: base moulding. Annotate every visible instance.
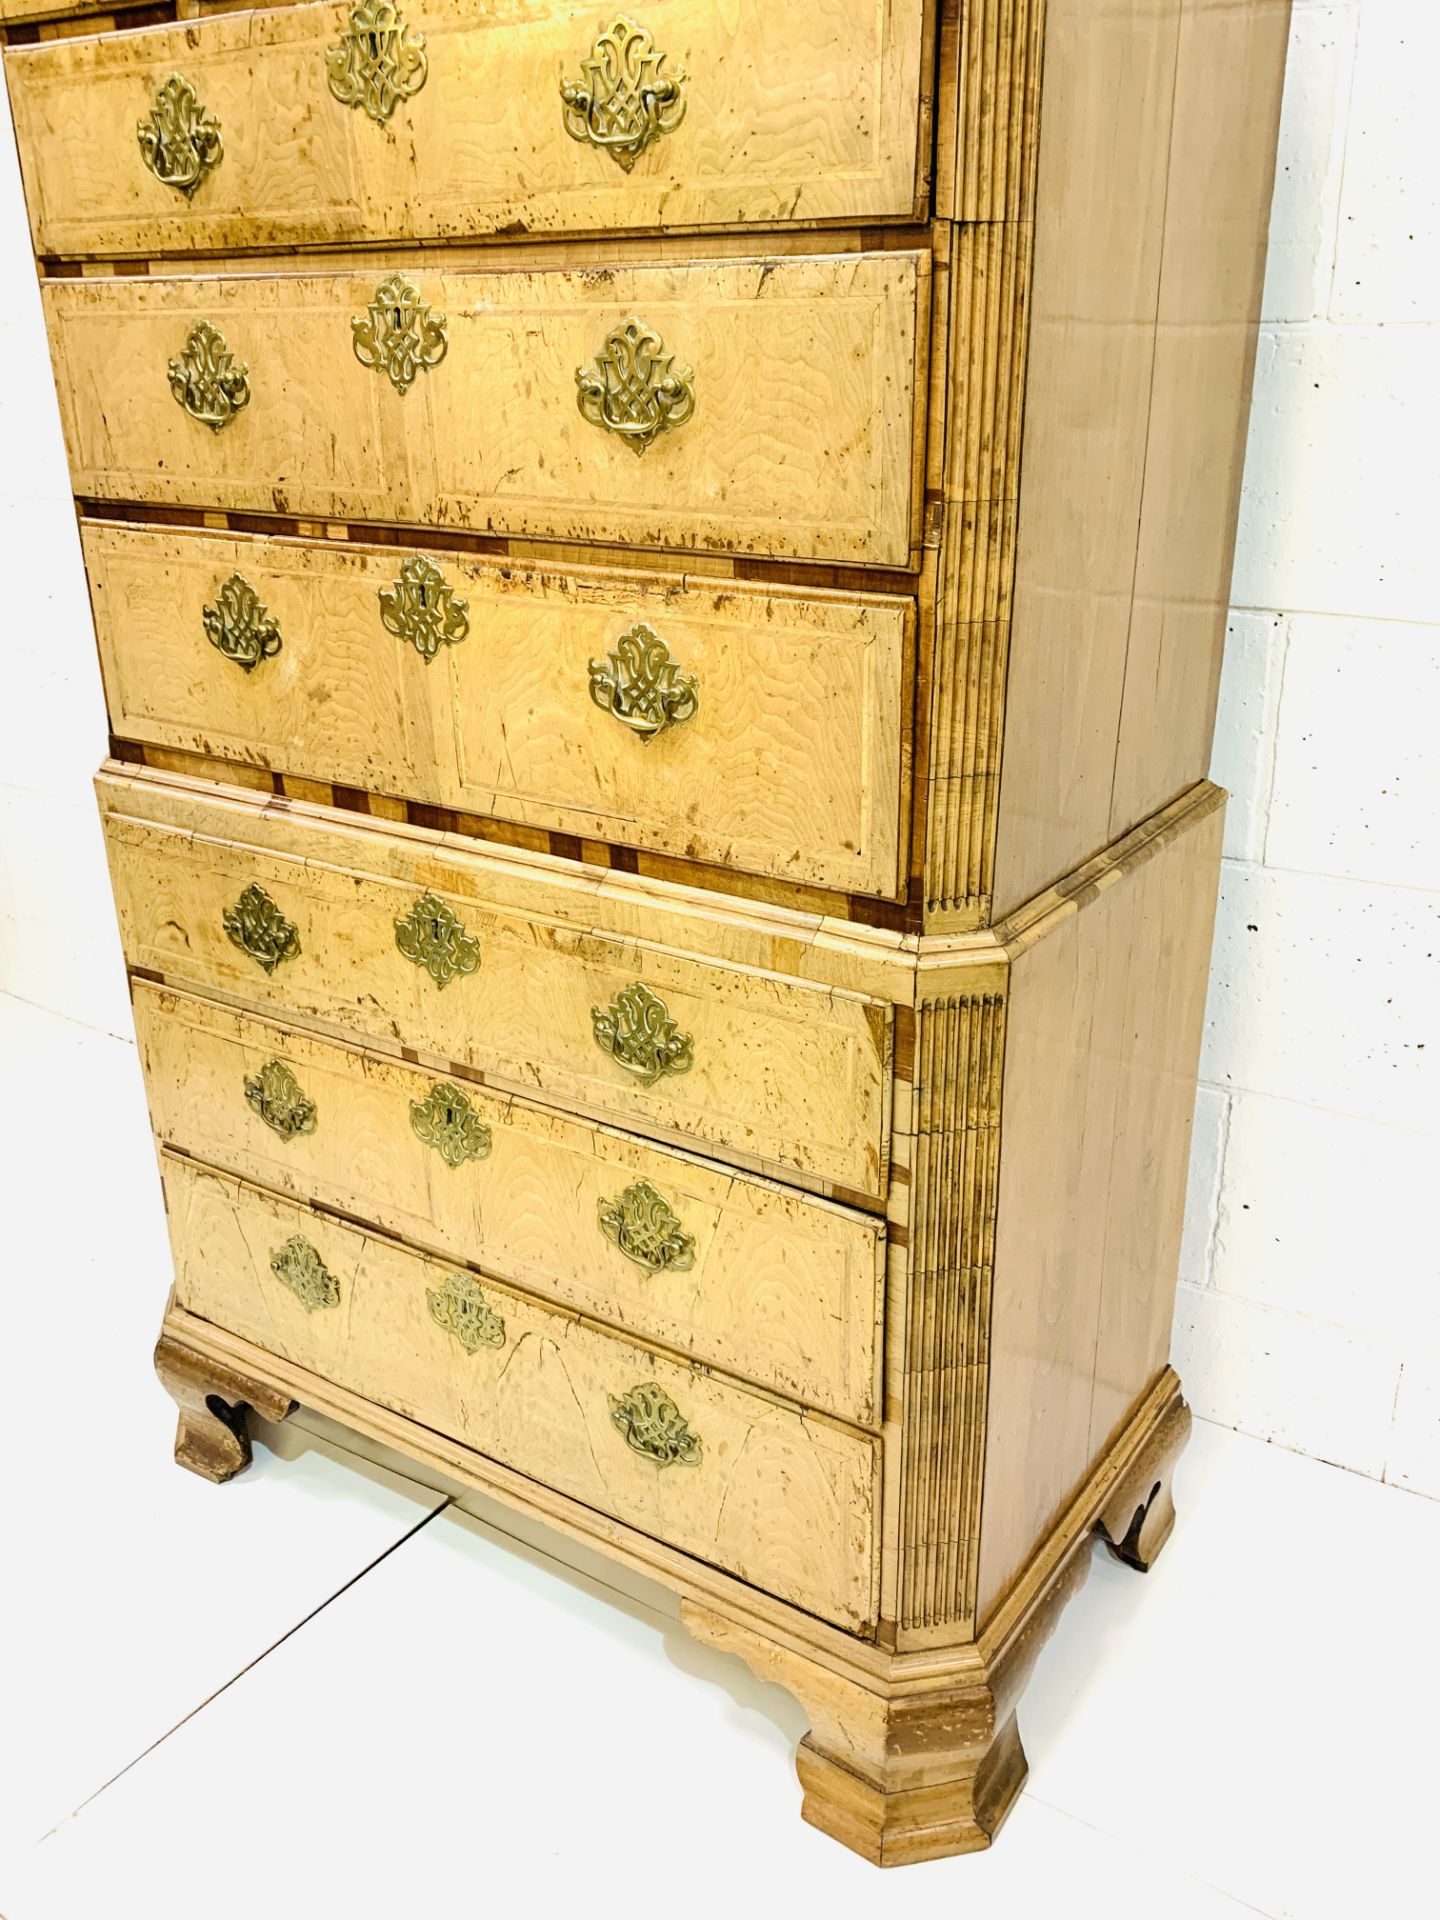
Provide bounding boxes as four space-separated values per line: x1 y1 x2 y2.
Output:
157 1304 1190 1866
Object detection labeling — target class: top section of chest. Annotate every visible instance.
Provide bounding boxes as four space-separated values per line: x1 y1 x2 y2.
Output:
2 0 1005 259
2 0 1292 934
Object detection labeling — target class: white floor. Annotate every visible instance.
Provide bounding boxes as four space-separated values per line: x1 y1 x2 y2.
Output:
0 994 1433 1920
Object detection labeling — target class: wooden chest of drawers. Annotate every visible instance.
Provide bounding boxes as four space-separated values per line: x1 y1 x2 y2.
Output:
2 0 1291 1867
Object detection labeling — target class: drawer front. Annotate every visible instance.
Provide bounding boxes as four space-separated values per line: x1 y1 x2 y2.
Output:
44 255 925 568
135 984 885 1423
165 1156 880 1632
8 0 928 257
1 1 115 20
100 772 892 1196
86 520 910 898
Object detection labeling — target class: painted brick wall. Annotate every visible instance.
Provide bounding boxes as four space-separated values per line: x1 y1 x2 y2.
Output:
0 3 1435 1489
1174 0 1439 1494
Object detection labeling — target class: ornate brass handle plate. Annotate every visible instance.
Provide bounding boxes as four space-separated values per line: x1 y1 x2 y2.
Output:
223 883 301 976
576 318 694 455
409 1081 492 1168
169 320 250 433
270 1235 340 1311
138 73 222 198
591 983 695 1090
560 16 686 173
427 1271 506 1353
592 982 694 1087
608 1382 702 1467
326 1 427 126
598 1180 696 1275
394 891 481 989
352 274 447 396
379 556 469 662
204 574 281 673
588 624 698 741
244 1059 317 1142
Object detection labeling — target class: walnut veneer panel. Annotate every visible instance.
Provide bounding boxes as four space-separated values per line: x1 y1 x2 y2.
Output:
164 1154 881 1633
43 253 927 567
989 0 1291 917
1106 0 1294 839
84 519 910 897
6 0 929 256
975 795 1223 1621
135 983 886 1424
98 770 894 1197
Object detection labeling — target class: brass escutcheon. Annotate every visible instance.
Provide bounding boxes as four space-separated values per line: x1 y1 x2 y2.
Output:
379 556 469 662
394 892 481 990
325 1 427 127
409 1081 491 1169
352 274 447 396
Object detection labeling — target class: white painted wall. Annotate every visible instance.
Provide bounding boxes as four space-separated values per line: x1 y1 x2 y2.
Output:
0 3 1435 1491
0 61 128 1037
1172 0 1440 1497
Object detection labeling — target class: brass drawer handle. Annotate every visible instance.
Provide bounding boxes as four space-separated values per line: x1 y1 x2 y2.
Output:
427 1271 506 1352
270 1234 340 1311
326 1 427 126
394 891 481 989
588 623 698 741
138 73 222 198
598 1180 696 1275
561 16 686 173
244 1059 317 1142
609 1382 702 1467
353 274 447 396
380 556 469 662
204 574 281 673
410 1081 492 1168
591 982 693 1087
223 883 301 976
169 320 250 433
576 318 694 455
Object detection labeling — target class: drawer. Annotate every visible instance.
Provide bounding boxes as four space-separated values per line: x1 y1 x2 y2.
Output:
43 253 926 568
135 984 885 1423
86 520 911 898
1 1 115 20
6 0 929 257
100 769 893 1197
164 1155 881 1632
